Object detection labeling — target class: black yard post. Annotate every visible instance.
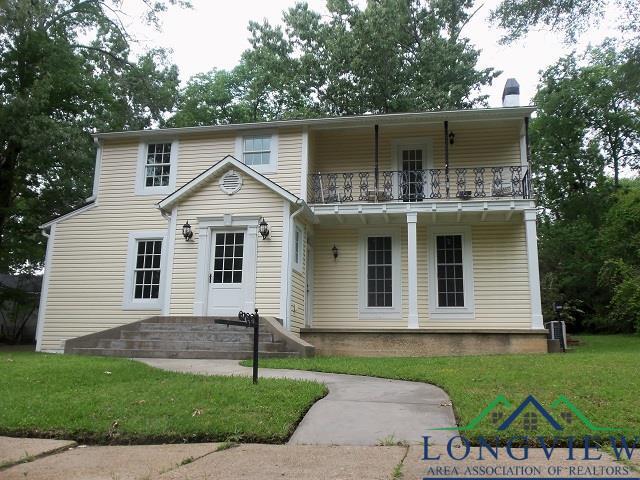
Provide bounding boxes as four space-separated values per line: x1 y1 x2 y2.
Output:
252 309 259 384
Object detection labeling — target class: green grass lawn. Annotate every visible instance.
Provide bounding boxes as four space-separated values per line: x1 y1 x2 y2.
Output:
247 335 640 446
0 352 326 444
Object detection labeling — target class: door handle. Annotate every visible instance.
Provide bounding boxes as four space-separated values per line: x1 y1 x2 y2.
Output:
209 273 212 283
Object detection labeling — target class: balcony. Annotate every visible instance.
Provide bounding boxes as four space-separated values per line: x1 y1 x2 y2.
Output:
308 165 531 204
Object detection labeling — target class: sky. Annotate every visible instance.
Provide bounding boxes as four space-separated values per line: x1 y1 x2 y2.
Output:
126 0 621 107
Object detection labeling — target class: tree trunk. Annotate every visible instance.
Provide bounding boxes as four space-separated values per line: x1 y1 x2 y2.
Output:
0 141 20 254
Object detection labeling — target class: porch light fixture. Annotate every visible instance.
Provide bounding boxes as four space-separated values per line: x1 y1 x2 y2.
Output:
448 131 455 145
182 220 193 241
258 217 270 240
332 244 339 260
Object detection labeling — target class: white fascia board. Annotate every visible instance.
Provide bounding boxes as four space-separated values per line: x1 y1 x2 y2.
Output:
310 199 536 217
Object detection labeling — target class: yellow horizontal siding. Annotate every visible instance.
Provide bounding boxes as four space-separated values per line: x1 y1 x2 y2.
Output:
310 221 531 330
313 121 521 174
41 142 167 351
170 168 285 317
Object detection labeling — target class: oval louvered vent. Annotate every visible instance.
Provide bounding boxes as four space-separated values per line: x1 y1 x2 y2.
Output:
219 170 242 195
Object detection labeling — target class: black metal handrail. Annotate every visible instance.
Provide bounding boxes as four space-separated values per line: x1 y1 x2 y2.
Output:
308 165 531 204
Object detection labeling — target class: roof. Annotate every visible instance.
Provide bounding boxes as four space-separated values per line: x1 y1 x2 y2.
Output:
157 155 303 211
40 200 96 230
93 106 536 141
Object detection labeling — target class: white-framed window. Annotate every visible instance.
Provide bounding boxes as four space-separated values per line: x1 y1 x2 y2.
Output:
428 226 475 319
236 132 278 173
123 231 167 310
293 224 304 273
359 228 401 318
136 140 178 195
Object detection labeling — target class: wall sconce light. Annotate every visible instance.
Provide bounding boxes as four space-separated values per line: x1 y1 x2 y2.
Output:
182 220 193 241
332 244 339 260
449 131 455 145
258 217 270 240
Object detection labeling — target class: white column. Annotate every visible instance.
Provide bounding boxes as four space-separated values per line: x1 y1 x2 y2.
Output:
524 209 544 329
407 212 419 328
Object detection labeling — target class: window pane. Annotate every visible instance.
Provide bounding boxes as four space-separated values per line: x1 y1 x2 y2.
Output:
435 234 464 307
133 239 162 300
366 236 393 307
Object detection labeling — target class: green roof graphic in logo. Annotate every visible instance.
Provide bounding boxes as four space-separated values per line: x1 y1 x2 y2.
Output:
433 394 621 432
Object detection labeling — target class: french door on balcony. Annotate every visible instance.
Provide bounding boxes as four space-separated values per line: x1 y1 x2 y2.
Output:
395 142 431 202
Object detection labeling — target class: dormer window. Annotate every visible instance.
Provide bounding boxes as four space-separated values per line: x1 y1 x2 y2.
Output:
136 140 178 195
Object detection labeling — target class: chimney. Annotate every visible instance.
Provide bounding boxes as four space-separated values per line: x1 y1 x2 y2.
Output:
502 78 520 107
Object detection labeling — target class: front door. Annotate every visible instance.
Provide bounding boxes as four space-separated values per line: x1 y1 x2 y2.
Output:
207 230 252 316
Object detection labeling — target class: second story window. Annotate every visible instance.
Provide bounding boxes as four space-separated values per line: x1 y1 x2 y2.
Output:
237 133 278 173
243 135 271 166
145 143 172 187
136 140 177 195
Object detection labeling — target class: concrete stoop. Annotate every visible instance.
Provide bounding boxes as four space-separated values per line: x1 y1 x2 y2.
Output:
64 316 314 359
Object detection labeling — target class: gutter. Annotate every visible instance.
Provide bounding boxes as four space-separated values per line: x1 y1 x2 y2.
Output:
284 199 306 329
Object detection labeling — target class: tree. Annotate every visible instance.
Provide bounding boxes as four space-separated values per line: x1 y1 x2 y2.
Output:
0 0 185 274
167 69 251 127
531 43 639 218
170 0 500 124
532 45 640 331
490 0 639 44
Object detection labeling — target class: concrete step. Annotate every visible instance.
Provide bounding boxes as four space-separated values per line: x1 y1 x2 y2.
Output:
138 322 271 334
119 330 275 343
68 348 299 360
97 339 286 352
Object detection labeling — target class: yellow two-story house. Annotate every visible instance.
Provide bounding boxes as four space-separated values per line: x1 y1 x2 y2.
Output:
35 82 549 357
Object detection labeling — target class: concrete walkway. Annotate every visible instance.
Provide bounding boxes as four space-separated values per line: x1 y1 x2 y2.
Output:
138 358 457 446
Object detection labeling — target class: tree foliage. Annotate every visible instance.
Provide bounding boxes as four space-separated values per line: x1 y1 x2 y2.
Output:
533 45 640 332
0 0 184 273
170 0 500 126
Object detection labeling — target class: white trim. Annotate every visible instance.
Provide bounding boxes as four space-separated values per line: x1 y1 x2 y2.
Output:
392 137 434 170
406 212 419 328
524 209 544 329
87 140 103 202
301 127 309 201
235 130 278 174
305 241 314 327
520 121 528 168
358 227 402 319
192 216 260 316
35 223 56 352
158 156 299 211
279 200 291 320
39 202 97 229
135 139 179 196
122 230 168 310
162 207 178 315
428 225 475 320
292 223 304 273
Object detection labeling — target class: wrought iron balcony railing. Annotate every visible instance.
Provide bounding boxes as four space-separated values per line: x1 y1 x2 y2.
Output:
308 165 531 204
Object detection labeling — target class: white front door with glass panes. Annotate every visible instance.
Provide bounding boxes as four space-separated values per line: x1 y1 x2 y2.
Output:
207 230 254 315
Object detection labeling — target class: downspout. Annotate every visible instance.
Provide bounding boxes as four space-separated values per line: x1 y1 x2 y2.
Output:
284 199 306 330
374 124 379 197
524 116 531 199
444 120 450 198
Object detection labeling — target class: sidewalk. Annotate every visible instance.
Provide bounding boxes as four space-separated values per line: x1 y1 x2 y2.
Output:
1 436 637 479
